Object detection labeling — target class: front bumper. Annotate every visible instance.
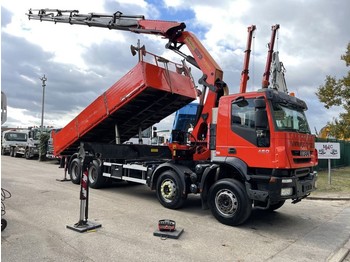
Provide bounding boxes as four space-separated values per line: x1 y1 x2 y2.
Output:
246 171 317 203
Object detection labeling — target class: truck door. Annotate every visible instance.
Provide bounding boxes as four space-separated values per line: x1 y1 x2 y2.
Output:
225 97 273 167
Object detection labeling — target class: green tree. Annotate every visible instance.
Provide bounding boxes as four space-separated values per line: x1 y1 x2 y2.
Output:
39 132 50 161
316 42 350 139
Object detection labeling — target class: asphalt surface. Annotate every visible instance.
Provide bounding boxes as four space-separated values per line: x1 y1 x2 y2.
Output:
1 156 350 262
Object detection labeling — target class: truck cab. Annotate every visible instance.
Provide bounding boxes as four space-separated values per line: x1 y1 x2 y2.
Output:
1 130 28 156
212 88 317 208
2 127 47 159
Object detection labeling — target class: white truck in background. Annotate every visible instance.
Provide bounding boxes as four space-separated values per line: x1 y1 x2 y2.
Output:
1 128 41 159
1 130 29 157
126 126 170 145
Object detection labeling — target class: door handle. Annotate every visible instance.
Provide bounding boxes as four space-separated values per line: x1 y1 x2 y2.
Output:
228 148 236 154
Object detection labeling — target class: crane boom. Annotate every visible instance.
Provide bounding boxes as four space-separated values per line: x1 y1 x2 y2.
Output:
26 8 228 160
27 9 185 39
262 24 280 88
239 25 256 93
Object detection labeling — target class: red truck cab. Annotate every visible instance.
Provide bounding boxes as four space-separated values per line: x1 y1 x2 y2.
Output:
213 88 317 207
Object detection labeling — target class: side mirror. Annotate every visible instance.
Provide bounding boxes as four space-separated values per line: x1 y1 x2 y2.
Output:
254 98 266 109
255 110 268 129
233 96 248 107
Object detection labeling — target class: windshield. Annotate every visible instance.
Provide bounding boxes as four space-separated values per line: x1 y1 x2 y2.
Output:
32 129 50 140
5 132 27 141
272 103 310 133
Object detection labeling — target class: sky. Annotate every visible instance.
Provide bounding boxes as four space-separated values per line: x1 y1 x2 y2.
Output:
1 0 349 135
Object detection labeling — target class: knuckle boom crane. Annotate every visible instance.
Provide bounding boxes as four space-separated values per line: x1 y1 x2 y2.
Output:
27 9 227 161
27 9 317 226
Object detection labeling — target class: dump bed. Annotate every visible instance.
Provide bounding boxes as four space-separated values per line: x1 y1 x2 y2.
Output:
53 61 197 156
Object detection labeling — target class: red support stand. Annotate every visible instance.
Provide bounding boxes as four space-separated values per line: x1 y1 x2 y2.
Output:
56 157 71 182
67 143 101 233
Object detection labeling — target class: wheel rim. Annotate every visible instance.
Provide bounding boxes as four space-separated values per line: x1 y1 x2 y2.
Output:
215 189 238 217
160 179 177 203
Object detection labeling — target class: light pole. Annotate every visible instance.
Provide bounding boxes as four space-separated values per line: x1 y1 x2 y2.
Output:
39 75 47 161
40 75 47 132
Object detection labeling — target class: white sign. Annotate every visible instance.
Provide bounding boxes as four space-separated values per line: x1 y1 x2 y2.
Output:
315 142 340 159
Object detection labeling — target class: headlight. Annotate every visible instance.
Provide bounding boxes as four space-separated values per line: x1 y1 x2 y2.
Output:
281 188 293 196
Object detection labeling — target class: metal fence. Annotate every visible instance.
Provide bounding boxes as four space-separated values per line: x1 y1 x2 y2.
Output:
315 138 350 169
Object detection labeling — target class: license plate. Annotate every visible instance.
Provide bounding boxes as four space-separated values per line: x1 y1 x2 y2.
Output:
300 150 310 157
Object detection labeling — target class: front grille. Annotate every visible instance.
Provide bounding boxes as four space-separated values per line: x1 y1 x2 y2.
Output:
295 168 310 177
303 184 313 192
294 158 312 164
292 150 312 157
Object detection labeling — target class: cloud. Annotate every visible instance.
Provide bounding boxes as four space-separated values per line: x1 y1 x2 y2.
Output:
1 0 350 134
1 7 12 28
1 31 120 127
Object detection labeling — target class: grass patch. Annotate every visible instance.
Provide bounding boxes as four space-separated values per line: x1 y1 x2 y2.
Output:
315 166 350 194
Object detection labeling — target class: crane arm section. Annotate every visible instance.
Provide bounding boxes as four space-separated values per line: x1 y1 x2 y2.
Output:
239 25 256 93
26 9 185 38
262 24 280 88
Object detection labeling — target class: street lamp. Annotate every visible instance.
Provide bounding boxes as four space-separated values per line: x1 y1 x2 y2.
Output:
39 74 47 132
39 75 47 161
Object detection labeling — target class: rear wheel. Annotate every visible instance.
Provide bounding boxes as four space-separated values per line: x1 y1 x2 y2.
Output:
88 160 105 189
69 158 81 184
156 170 186 209
208 178 252 226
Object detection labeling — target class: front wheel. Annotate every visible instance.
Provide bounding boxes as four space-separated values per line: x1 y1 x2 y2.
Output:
10 147 14 157
1 219 7 231
69 158 81 184
156 170 186 209
208 179 252 226
25 148 32 159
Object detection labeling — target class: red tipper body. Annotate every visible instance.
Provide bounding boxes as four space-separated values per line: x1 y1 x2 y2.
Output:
53 61 197 156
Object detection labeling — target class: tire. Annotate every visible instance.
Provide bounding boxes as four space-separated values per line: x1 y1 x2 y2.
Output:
25 148 32 159
88 160 105 189
10 147 14 157
266 200 285 211
1 147 6 155
69 158 81 185
13 148 20 158
1 219 7 231
208 178 252 226
156 170 186 209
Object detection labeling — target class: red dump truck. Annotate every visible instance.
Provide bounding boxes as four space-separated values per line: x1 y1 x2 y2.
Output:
27 9 317 226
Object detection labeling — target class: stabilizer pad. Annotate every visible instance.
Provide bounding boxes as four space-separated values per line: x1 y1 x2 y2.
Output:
66 221 102 233
153 228 184 239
